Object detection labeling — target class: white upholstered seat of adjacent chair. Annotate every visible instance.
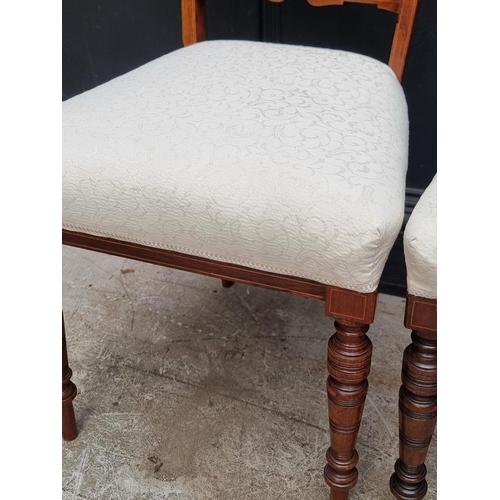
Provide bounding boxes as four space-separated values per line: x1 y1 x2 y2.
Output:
404 174 437 300
63 40 408 294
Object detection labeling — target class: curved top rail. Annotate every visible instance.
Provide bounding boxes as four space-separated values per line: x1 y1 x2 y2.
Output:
271 0 400 15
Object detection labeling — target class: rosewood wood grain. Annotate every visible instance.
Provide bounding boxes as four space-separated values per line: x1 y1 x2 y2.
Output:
388 0 419 82
62 314 78 441
326 287 378 324
324 319 373 499
181 0 419 81
181 0 206 46
276 0 401 15
62 230 326 301
404 295 437 335
390 295 437 499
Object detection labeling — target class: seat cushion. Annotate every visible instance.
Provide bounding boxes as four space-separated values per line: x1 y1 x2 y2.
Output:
63 40 408 293
404 175 437 299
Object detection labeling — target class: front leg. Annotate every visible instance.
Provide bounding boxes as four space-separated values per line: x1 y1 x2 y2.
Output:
62 314 78 441
390 329 437 499
324 319 372 500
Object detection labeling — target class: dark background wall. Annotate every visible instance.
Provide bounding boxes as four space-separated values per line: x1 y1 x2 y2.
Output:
62 0 436 297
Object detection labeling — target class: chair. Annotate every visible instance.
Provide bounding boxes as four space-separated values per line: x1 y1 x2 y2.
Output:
390 175 437 499
62 1 420 498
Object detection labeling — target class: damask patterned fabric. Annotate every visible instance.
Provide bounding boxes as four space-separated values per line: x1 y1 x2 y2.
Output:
404 175 437 299
63 40 409 293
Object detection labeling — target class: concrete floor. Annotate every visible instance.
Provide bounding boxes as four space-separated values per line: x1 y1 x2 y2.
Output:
62 246 436 500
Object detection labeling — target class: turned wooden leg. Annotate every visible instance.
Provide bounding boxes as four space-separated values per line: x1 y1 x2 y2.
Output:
390 329 437 499
62 315 78 441
324 319 373 500
221 279 234 288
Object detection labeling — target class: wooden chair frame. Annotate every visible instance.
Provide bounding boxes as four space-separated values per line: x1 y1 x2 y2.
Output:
62 1 419 498
390 295 437 499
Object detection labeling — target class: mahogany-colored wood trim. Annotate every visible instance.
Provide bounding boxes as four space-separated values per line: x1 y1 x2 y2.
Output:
63 230 382 322
404 295 437 334
181 0 206 46
326 287 378 324
305 0 400 15
62 314 78 441
183 0 419 81
62 229 326 301
388 0 419 81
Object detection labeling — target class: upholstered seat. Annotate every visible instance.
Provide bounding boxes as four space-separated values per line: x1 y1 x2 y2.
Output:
63 39 408 293
404 174 437 299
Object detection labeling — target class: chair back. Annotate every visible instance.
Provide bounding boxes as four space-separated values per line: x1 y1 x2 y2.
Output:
181 0 419 81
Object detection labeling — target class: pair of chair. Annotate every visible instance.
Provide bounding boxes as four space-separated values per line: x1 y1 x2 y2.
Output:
62 0 435 498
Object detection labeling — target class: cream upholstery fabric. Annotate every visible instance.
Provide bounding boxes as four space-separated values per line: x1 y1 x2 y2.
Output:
404 175 437 299
63 40 409 293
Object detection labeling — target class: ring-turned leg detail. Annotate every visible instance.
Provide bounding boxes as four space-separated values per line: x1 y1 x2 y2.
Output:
390 330 437 499
62 314 78 441
324 319 372 500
